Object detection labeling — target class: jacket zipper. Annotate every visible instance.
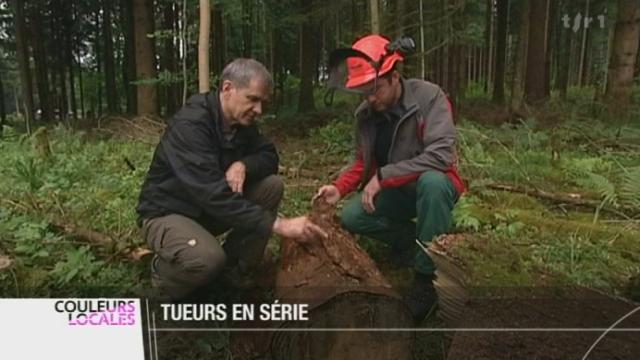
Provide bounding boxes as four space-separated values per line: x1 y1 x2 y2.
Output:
386 105 418 163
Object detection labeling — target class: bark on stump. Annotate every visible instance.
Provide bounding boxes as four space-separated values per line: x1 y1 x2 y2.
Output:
269 199 414 360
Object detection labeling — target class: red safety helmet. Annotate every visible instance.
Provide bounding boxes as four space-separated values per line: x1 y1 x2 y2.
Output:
326 34 414 100
346 35 404 88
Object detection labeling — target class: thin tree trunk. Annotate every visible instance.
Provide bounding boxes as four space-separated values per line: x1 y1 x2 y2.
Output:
492 0 508 103
524 0 550 104
556 0 571 98
134 0 158 115
30 1 52 122
419 0 425 79
578 0 590 86
0 72 6 134
510 0 530 111
162 1 178 115
14 86 22 117
605 0 640 106
242 0 253 58
95 8 102 117
370 0 380 34
212 3 225 75
298 0 316 113
13 0 34 132
77 50 85 119
52 6 68 122
182 0 188 105
484 0 493 93
103 0 118 113
544 0 556 96
199 0 211 93
121 0 137 114
66 5 77 120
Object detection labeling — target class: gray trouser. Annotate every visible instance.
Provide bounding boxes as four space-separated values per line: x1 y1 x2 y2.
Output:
141 175 284 300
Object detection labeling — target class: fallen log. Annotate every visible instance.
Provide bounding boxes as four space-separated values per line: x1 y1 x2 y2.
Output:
485 183 637 218
268 199 415 360
49 219 114 247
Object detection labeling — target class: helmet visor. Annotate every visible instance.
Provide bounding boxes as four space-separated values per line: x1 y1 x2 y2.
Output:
327 48 380 96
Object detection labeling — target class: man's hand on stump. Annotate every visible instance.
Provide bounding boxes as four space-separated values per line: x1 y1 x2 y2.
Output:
273 216 328 243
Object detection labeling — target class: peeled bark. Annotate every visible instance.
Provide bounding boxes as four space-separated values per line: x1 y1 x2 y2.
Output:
133 0 158 115
605 0 640 106
270 199 414 360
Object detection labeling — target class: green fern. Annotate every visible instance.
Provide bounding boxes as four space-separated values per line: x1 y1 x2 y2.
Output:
14 157 44 192
619 167 640 210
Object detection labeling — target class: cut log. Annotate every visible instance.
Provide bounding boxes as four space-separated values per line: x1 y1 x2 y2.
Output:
268 199 414 360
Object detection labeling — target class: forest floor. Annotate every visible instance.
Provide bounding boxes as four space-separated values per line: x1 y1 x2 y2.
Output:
1 94 639 359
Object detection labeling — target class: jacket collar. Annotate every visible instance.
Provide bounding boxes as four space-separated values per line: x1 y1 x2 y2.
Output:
399 78 419 111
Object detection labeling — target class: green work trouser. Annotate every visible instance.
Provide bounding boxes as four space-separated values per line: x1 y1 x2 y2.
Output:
340 171 457 275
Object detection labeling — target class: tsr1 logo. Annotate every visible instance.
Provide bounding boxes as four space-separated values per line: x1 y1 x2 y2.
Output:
562 13 607 33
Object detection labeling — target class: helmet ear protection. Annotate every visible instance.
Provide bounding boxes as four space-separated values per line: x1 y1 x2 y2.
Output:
325 35 415 105
385 36 416 58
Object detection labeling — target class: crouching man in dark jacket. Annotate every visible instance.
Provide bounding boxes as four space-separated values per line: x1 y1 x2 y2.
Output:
137 58 326 300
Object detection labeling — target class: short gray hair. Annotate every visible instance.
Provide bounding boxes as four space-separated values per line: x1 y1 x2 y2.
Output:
219 58 273 90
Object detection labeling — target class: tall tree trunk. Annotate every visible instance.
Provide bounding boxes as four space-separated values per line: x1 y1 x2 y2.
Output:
30 1 53 122
242 0 253 58
212 3 225 75
298 0 316 113
419 0 425 79
94 8 102 117
492 0 508 103
162 1 178 115
544 0 557 96
370 0 380 34
395 0 405 39
524 0 550 104
66 3 77 120
199 0 211 93
121 0 137 114
52 5 68 122
578 0 590 86
134 0 158 115
484 0 493 93
13 0 34 132
181 0 188 105
103 0 118 113
605 0 640 106
0 71 6 135
77 50 85 119
556 0 571 98
510 0 530 111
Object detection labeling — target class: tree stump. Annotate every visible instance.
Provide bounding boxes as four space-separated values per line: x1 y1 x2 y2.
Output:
269 199 414 360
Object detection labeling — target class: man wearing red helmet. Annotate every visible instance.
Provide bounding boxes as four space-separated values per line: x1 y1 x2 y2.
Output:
316 34 465 323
